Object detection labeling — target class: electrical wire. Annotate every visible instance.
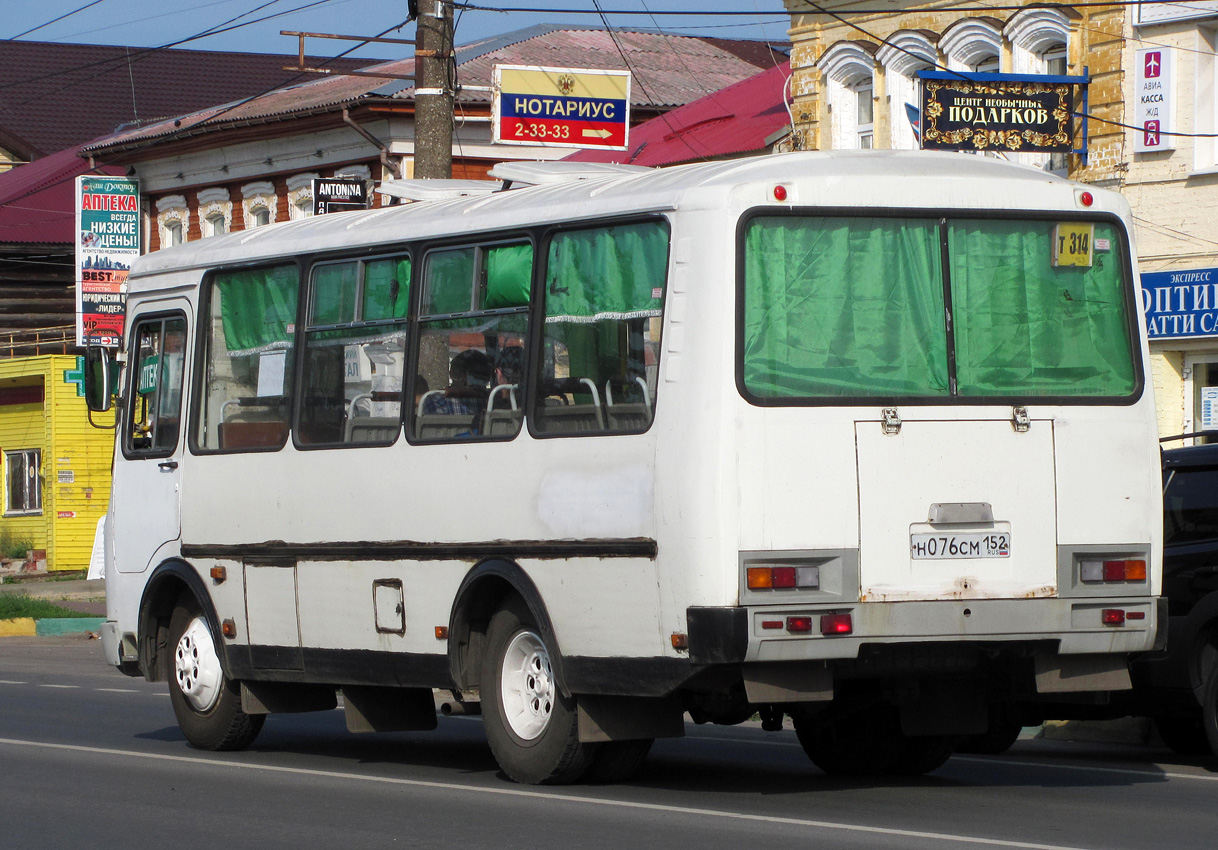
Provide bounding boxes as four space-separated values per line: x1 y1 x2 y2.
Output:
452 2 1205 14
6 0 108 40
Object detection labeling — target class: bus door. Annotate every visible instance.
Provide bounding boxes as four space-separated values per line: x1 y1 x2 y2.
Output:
112 307 190 574
854 413 1059 603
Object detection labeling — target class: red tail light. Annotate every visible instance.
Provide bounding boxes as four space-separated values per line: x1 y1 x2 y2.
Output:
1101 609 1126 626
820 613 853 635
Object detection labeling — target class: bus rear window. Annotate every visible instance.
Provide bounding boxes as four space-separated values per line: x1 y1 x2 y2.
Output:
741 214 1136 402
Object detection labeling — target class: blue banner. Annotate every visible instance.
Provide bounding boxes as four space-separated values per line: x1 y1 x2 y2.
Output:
1141 267 1218 339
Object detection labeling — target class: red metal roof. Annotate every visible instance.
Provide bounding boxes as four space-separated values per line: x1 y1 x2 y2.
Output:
567 62 791 167
85 28 786 155
0 144 123 245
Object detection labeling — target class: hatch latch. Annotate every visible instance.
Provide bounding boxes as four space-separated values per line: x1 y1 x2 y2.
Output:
882 407 902 435
1011 406 1031 432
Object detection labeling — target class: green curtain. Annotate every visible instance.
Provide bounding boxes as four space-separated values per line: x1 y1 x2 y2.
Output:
545 222 668 322
949 221 1135 396
742 217 949 398
484 243 533 309
215 265 299 356
310 262 357 325
423 248 475 315
364 257 411 321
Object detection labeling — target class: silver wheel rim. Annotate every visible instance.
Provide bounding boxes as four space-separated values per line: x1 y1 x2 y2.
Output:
174 615 223 712
500 629 554 741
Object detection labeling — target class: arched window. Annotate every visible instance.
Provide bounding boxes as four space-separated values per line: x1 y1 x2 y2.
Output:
1007 8 1073 172
940 18 1003 73
155 195 189 250
818 41 879 150
287 173 319 221
877 31 938 151
241 181 277 229
197 188 232 239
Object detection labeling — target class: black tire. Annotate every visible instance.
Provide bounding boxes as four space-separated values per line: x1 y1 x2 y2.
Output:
792 704 902 776
955 722 1022 755
584 738 654 783
167 599 264 751
888 734 956 775
1202 652 1218 758
480 598 595 784
1153 713 1211 756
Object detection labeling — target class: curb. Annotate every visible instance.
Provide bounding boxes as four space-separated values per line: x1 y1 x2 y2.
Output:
0 617 105 637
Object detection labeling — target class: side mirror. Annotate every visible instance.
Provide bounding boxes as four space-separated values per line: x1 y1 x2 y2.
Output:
84 346 115 413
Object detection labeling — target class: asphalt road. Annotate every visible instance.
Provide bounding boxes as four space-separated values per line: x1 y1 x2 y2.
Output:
1 636 1215 850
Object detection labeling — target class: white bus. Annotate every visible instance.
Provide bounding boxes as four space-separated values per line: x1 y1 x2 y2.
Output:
88 151 1163 783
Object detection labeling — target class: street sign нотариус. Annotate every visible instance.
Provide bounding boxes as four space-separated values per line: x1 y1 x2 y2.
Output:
493 65 631 150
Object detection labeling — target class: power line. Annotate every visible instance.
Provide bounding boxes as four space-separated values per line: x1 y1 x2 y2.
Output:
453 2 1205 14
6 0 108 41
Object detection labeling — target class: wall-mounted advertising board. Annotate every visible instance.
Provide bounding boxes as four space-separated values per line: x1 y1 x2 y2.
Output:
75 176 139 347
917 72 1079 154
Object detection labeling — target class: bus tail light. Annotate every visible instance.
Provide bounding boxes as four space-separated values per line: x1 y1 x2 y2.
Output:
786 616 813 633
1101 609 1126 626
1080 559 1146 583
747 565 821 590
820 613 853 635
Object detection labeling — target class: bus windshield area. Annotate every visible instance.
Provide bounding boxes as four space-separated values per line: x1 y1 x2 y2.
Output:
741 215 1137 402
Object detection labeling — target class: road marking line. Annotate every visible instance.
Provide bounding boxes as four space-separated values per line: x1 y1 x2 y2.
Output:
0 680 28 685
38 684 80 689
0 737 1105 850
95 688 140 693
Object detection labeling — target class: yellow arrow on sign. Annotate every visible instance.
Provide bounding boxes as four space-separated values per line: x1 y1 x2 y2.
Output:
582 129 612 139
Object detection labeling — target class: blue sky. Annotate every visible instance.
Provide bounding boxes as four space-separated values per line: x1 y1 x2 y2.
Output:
6 1 791 59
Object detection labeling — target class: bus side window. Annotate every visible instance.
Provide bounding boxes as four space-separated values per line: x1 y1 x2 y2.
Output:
194 265 298 452
125 315 187 456
532 221 668 436
298 256 409 447
411 242 532 442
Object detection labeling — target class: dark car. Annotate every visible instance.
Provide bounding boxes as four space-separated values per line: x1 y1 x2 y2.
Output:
1119 438 1218 755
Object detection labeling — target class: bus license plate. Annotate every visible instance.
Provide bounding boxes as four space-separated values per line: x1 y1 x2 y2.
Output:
910 532 1010 560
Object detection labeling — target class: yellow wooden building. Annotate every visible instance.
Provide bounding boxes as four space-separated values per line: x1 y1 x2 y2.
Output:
0 355 112 571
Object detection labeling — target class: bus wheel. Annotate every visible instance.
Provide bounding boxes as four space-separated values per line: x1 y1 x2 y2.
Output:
480 599 595 784
888 734 957 775
167 600 264 751
792 704 901 776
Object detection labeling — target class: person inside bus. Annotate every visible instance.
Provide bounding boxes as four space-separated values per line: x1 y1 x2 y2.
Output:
490 345 524 407
421 348 493 422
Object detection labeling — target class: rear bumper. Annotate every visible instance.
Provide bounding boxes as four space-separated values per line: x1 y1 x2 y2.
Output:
689 596 1160 665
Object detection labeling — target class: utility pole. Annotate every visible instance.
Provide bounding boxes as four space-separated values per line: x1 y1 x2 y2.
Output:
414 0 454 179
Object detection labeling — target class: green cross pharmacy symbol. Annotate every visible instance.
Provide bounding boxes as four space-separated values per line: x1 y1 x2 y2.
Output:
63 356 85 397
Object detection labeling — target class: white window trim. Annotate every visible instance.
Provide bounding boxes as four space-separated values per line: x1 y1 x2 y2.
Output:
1196 27 1218 172
4 448 42 516
155 194 189 249
197 188 232 238
940 19 1003 72
241 181 278 228
1006 7 1072 69
819 41 878 150
878 31 937 151
287 172 319 221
